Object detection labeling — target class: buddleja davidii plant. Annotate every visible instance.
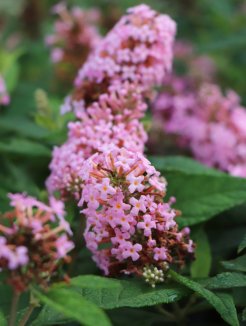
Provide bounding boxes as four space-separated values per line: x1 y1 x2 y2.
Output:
0 193 74 326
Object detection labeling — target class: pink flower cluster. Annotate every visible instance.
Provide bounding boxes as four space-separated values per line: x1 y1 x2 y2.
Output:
0 193 74 292
47 5 176 198
46 2 101 82
73 4 176 105
46 83 148 199
80 148 194 283
0 75 10 106
154 81 246 177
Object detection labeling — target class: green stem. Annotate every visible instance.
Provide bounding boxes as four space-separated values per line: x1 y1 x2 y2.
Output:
8 292 20 326
19 304 35 326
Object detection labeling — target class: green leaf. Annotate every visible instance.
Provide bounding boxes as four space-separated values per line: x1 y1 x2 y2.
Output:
191 227 211 278
32 287 111 326
200 272 246 289
33 276 189 325
0 310 7 326
238 234 246 253
0 139 51 157
149 155 222 176
170 270 239 326
149 156 246 227
31 306 71 326
222 255 246 272
69 275 189 308
0 117 50 139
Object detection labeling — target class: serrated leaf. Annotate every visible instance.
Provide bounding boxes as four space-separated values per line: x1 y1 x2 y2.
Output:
191 227 211 278
32 287 111 326
69 275 189 308
149 156 246 227
170 270 239 326
222 255 246 272
200 272 246 289
238 234 246 253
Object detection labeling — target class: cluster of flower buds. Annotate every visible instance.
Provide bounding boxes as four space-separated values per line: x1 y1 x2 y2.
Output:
47 5 176 198
154 81 246 178
46 2 101 83
0 75 10 106
0 193 74 292
80 148 194 286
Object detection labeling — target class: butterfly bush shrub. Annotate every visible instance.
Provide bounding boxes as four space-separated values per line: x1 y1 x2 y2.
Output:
2 2 245 326
46 4 195 287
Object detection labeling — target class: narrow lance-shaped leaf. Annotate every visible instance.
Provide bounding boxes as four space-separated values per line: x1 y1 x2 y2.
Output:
170 270 239 326
221 255 246 272
32 287 112 326
199 272 246 289
69 275 189 309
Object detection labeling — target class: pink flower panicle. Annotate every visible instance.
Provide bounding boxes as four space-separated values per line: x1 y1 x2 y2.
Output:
154 81 246 177
47 5 176 198
0 193 74 292
70 4 176 109
80 148 194 286
46 83 148 199
46 3 101 82
0 75 10 106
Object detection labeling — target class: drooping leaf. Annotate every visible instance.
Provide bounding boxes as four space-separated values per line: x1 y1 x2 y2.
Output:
221 255 246 272
149 156 246 227
69 275 189 308
200 272 246 289
32 287 111 326
191 227 211 278
170 270 239 326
